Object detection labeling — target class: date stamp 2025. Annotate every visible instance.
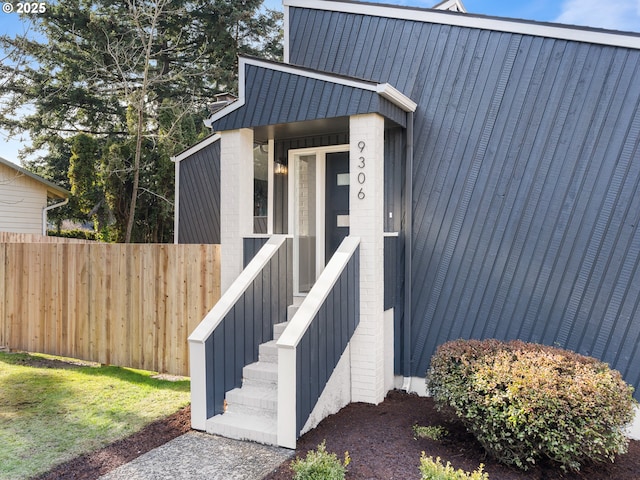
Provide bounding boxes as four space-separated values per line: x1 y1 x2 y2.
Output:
2 2 47 14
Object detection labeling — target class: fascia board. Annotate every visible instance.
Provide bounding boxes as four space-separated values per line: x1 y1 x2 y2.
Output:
377 83 417 112
284 0 640 50
0 156 69 197
171 133 221 163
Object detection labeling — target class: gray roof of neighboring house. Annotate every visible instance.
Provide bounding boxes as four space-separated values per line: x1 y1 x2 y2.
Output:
0 156 68 199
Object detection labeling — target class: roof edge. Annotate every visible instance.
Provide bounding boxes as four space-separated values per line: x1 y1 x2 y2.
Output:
204 56 417 128
171 134 221 162
377 84 417 113
0 156 69 198
284 0 640 50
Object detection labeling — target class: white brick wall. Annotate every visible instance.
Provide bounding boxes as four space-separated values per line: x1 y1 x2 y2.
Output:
348 113 387 404
220 128 254 293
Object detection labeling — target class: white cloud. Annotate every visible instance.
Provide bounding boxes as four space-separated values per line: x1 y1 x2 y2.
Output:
555 0 640 32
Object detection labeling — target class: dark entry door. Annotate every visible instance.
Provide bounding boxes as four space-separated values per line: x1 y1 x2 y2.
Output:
325 152 350 262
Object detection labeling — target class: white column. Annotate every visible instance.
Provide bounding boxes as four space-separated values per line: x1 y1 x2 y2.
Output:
348 113 386 404
220 128 254 293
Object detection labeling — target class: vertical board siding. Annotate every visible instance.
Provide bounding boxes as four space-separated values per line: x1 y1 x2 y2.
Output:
213 65 384 133
0 242 220 376
178 139 220 244
384 236 397 311
243 236 271 267
205 238 292 417
296 245 359 433
290 7 640 396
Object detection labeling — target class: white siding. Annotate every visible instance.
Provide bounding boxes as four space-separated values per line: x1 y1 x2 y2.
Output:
0 162 48 234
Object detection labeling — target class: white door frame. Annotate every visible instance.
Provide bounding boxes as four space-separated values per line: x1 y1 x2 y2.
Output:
288 144 349 296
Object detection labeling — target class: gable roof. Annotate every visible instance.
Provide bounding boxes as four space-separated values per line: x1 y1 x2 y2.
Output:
432 0 466 13
205 56 416 135
0 156 68 199
171 134 221 163
283 0 640 51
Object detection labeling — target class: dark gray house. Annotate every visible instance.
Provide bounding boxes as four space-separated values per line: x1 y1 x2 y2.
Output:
177 0 640 447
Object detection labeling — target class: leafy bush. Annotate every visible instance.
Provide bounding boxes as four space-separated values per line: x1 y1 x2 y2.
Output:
48 229 97 240
419 454 488 480
413 424 449 441
426 339 638 471
291 440 350 480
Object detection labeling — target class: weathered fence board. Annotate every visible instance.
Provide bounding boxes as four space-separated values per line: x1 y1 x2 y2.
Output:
0 242 220 376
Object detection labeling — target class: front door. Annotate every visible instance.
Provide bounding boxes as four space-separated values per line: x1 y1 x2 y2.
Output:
325 152 350 261
289 146 349 295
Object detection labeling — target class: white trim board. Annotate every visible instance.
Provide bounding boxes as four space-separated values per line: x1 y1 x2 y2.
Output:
171 133 221 163
284 0 640 50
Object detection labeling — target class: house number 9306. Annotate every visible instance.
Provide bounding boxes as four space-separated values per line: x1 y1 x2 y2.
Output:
357 140 366 200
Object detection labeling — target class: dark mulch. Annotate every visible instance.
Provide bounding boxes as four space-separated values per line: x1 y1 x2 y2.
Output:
35 391 640 480
263 390 640 480
32 406 191 480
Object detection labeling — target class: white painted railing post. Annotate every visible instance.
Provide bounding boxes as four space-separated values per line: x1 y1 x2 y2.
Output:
189 339 207 431
277 344 297 448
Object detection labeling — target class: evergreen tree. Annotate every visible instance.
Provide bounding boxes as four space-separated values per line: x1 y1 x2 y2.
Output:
0 0 283 242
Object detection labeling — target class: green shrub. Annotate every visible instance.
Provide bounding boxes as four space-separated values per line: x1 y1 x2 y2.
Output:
413 424 449 441
426 339 638 471
48 228 97 240
419 454 488 480
291 440 350 480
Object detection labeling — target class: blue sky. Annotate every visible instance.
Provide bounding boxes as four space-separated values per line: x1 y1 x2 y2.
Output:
2 0 640 165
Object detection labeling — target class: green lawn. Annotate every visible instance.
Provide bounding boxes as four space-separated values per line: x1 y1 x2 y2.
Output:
0 351 190 480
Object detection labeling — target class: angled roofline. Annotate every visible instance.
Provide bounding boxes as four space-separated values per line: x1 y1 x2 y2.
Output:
432 0 466 13
204 56 416 128
283 0 640 50
171 134 221 163
0 156 68 199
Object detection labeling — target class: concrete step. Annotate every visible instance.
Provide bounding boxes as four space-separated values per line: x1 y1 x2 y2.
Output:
259 340 278 363
206 411 277 446
287 296 305 321
287 305 299 322
273 322 288 341
243 361 278 387
225 385 277 415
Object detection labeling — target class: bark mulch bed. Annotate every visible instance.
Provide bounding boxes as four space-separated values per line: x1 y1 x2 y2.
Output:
36 391 640 480
32 406 191 480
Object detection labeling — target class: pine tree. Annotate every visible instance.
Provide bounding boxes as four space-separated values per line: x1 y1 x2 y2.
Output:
0 0 283 242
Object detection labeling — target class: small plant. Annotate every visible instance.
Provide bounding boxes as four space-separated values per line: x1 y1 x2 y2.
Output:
291 440 350 480
419 454 488 480
413 424 449 441
427 339 638 471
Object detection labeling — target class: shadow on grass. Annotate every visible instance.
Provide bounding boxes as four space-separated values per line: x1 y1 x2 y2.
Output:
0 352 189 392
0 353 190 480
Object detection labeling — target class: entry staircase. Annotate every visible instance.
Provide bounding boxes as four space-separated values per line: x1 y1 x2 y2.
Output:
188 235 360 448
206 299 302 444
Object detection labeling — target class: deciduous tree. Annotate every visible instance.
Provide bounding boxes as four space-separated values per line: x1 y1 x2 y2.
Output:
0 0 283 242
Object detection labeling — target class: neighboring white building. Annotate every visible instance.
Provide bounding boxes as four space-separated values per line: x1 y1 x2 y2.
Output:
0 156 68 235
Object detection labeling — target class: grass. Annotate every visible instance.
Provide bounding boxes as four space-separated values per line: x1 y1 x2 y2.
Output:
0 351 190 480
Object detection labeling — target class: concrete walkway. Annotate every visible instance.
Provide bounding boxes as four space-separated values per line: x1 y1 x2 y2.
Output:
98 431 293 480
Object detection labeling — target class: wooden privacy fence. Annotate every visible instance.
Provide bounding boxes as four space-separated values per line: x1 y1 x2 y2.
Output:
0 241 220 376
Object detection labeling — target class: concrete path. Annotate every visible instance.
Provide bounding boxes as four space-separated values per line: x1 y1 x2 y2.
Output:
98 431 293 480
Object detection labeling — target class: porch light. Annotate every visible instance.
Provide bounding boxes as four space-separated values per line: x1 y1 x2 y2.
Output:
274 158 288 175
